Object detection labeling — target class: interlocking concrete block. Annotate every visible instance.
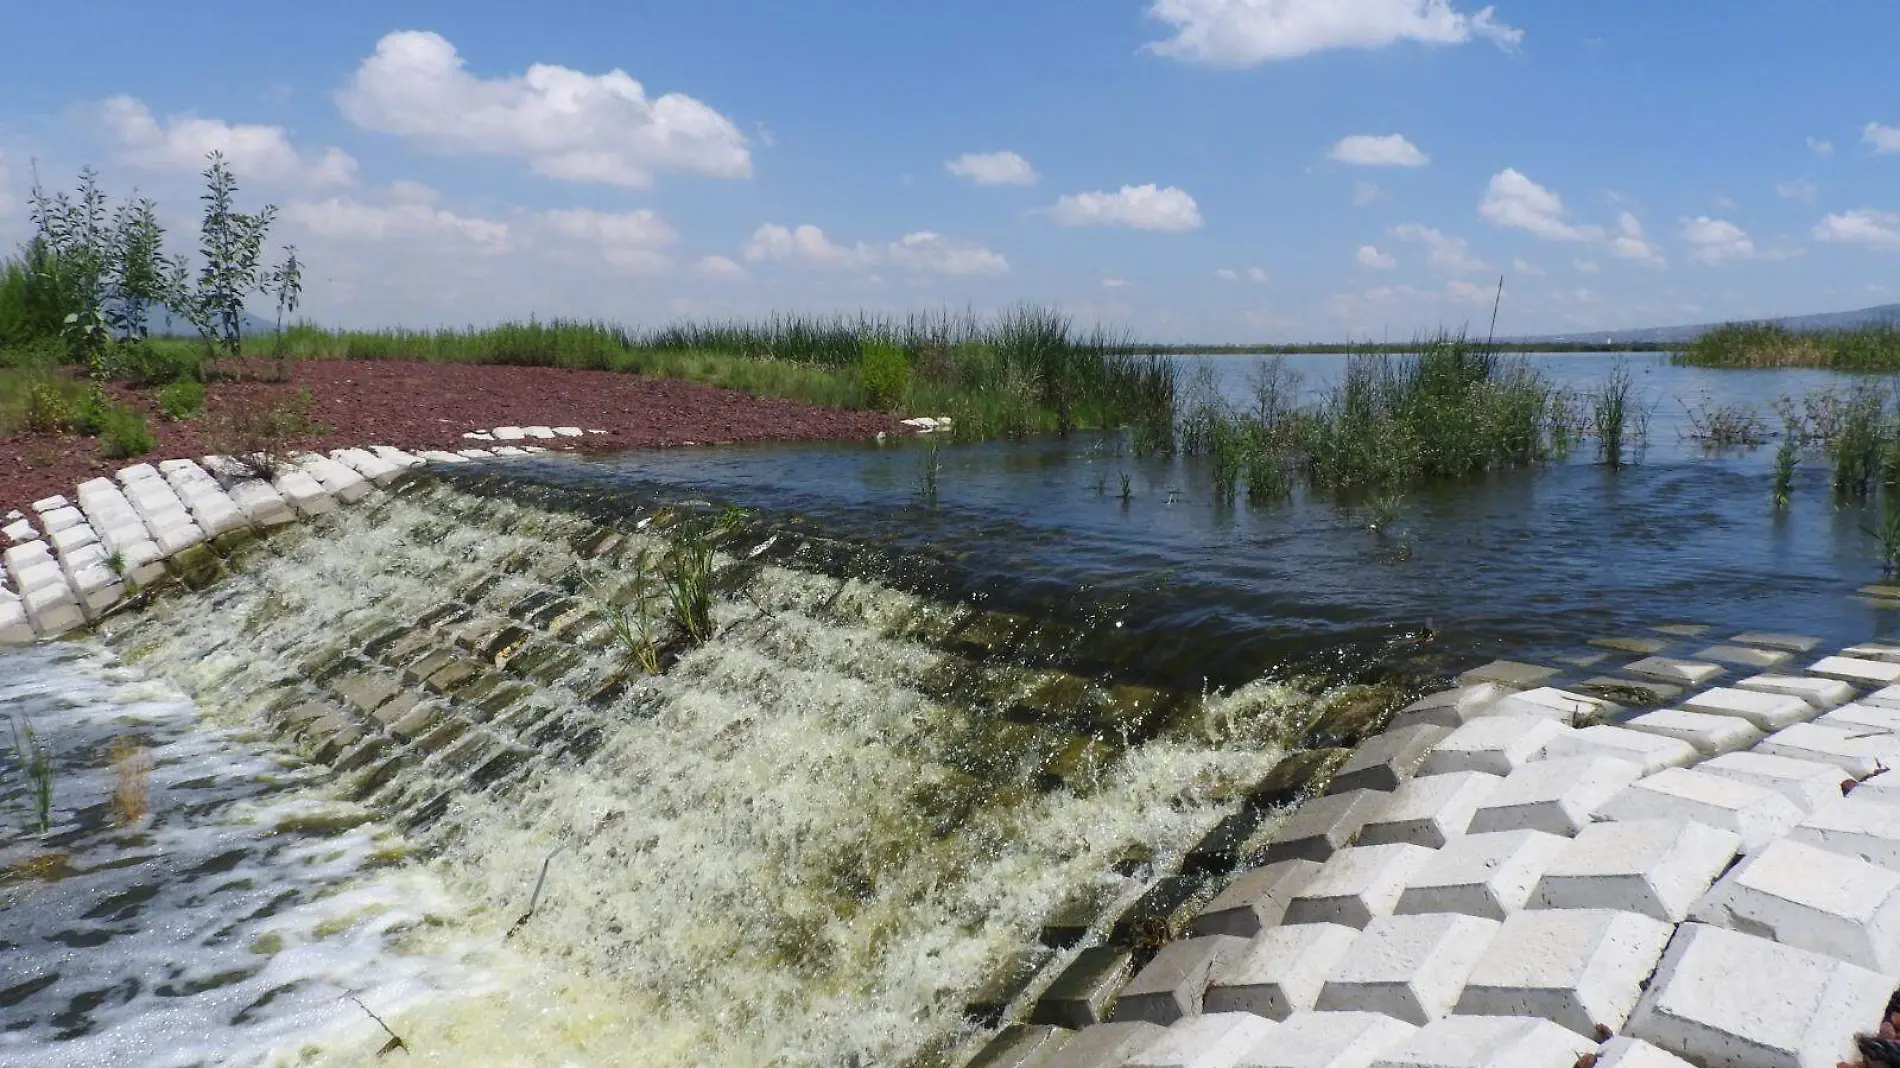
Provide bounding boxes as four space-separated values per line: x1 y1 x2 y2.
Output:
226 479 297 527
552 426 583 437
1418 717 1564 777
1116 935 1251 1025
1126 1013 1277 1068
29 493 69 510
1592 1037 1694 1068
1791 793 1900 872
1457 661 1557 688
1541 725 1699 774
1626 922 1892 1068
1756 721 1900 778
10 556 65 596
1041 1022 1168 1068
1452 908 1674 1038
491 426 527 441
1730 632 1822 653
966 1025 1074 1068
1530 818 1741 921
1681 686 1817 731
458 448 495 459
1232 1011 1416 1068
1818 701 1900 734
1 518 35 544
1696 751 1851 813
1206 923 1361 1020
1367 1015 1594 1068
1470 756 1647 837
1191 859 1323 938
272 468 336 517
1032 946 1135 1029
46 520 97 557
1844 643 1900 663
1283 844 1440 929
35 505 84 534
1263 790 1395 865
1694 644 1792 670
1808 655 1900 686
1624 656 1724 686
417 450 469 464
332 447 402 486
1395 829 1570 920
1854 769 1900 805
1392 685 1514 729
24 586 83 635
1488 686 1623 726
0 600 33 646
1689 837 1900 973
1330 725 1453 794
1315 913 1499 1025
1734 673 1856 710
1622 708 1763 757
296 454 372 503
1358 772 1500 849
370 445 425 468
1592 767 1804 852
521 425 556 439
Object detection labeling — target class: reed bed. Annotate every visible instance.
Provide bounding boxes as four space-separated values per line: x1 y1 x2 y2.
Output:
1675 322 1900 371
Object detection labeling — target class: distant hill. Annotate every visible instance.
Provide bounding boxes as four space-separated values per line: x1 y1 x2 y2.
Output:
1519 302 1900 345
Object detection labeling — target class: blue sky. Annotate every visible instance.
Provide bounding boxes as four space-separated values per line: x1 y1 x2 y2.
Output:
1 0 1898 341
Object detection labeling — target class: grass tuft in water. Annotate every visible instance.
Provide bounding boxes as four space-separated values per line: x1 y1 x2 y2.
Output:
1594 358 1636 469
595 552 662 676
1682 398 1766 448
7 714 54 834
1772 438 1798 509
663 531 717 647
918 441 942 508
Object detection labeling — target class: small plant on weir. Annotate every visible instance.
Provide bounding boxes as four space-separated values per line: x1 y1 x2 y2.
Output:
8 715 54 834
596 553 662 676
664 531 717 647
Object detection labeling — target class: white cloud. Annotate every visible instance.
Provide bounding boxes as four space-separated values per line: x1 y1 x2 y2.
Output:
99 95 357 186
541 207 678 271
742 224 874 269
1215 268 1239 281
1446 279 1493 305
1608 211 1665 266
0 152 14 218
1101 277 1134 289
1248 266 1270 283
1352 181 1387 206
884 231 1011 276
1390 222 1485 273
1679 216 1758 266
691 254 747 282
1328 133 1429 167
1573 259 1601 274
1047 184 1203 231
336 30 750 189
1356 244 1397 270
1214 266 1270 282
1814 209 1900 250
1511 256 1544 277
284 196 509 250
741 224 1008 276
1776 179 1818 203
1865 122 1900 155
1809 137 1835 157
1144 0 1522 67
945 150 1038 186
1479 168 1602 242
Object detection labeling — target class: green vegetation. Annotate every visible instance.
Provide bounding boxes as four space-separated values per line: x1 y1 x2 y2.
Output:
858 340 911 410
7 715 54 835
1675 322 1900 370
663 530 717 647
1146 340 1675 355
1681 399 1766 447
1593 359 1640 470
157 377 206 420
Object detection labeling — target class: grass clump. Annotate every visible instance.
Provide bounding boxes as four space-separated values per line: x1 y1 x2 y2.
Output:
859 340 910 410
1682 399 1766 447
157 377 205 420
663 531 716 648
99 405 156 458
7 715 54 835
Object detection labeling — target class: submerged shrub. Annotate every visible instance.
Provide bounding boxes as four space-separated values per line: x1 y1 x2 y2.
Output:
158 377 205 420
858 341 911 411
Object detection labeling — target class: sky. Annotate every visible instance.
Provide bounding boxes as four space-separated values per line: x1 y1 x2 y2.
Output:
1 0 1898 342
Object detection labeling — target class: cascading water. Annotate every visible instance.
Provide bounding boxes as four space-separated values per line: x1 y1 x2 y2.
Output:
3 476 1405 1067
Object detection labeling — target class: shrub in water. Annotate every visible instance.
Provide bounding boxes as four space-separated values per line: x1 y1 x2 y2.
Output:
858 340 911 411
158 378 206 420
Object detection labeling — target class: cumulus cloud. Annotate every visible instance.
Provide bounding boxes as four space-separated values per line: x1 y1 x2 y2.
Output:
336 30 750 188
1329 134 1429 167
945 150 1039 186
1048 184 1203 231
1144 0 1522 67
742 224 1008 276
541 207 678 271
691 254 748 282
1215 266 1270 282
1813 209 1900 250
1679 216 1758 265
1511 256 1544 277
1608 212 1665 266
1865 122 1900 155
99 95 357 186
1776 179 1818 203
1356 244 1397 269
1101 277 1134 289
1390 222 1485 273
1478 169 1601 242
1446 279 1493 305
284 195 509 249
885 231 1012 276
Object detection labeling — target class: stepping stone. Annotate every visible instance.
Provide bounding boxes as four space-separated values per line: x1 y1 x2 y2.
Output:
1593 768 1804 852
1126 1012 1277 1068
1365 1014 1594 1067
1697 752 1852 813
1453 908 1674 1039
1734 673 1857 710
1329 724 1452 794
1488 686 1622 726
1115 935 1249 1025
1395 829 1570 920
1031 946 1133 1029
1418 717 1565 777
1314 913 1500 1025
1693 644 1792 670
1623 709 1762 757
1689 837 1900 973
1590 635 1670 656
1041 1022 1168 1068
1540 725 1699 774
1730 632 1822 653
1283 844 1440 928
1626 923 1892 1068
1808 655 1900 686
1578 676 1683 705
1623 657 1724 686
1190 859 1322 938
1391 685 1514 729
965 1025 1073 1068
1680 686 1816 731
1263 790 1395 865
1357 771 1501 849
1205 923 1360 1020
1232 1011 1416 1068
1791 794 1900 872
1530 818 1741 921
1593 1036 1696 1067
1469 756 1647 836
1818 701 1900 733
1457 661 1557 689
1755 721 1900 778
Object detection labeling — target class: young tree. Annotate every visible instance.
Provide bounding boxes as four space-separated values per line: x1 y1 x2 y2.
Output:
27 165 117 371
107 195 169 342
268 245 303 381
191 151 279 365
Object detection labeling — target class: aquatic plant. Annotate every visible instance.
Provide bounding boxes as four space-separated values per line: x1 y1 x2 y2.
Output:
918 441 942 507
108 734 152 826
663 531 717 647
1876 508 1900 576
1681 399 1766 448
1675 321 1900 371
1118 472 1132 503
1830 381 1889 500
595 553 661 676
7 715 54 834
1772 439 1797 509
1594 359 1636 469
1366 492 1406 533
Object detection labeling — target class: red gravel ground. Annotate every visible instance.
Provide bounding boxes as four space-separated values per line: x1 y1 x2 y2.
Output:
0 360 898 516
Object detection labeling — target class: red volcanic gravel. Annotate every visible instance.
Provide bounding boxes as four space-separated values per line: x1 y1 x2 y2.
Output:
0 360 898 516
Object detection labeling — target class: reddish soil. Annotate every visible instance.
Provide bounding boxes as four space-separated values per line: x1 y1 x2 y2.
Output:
0 360 898 516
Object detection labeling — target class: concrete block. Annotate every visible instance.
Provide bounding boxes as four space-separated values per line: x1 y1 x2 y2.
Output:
1853 769 1900 804
227 479 297 527
150 519 207 556
36 505 84 534
1578 676 1683 705
1592 1037 1695 1068
25 590 83 635
1206 923 1360 1020
1392 685 1514 729
1694 644 1792 670
491 445 528 456
10 556 66 595
522 425 556 439
1844 643 1900 663
1730 633 1822 653
1818 701 1900 734
1470 756 1647 837
1041 1022 1167 1068
417 450 468 464
965 1025 1073 1068
1530 818 1741 921
1791 794 1900 872
1418 717 1564 777
1314 913 1500 1025
370 445 425 468
1283 844 1440 928
1263 790 1395 865
0 601 33 645
492 426 527 441
2 518 36 544
1593 767 1804 852
1330 725 1453 794
272 469 336 517
1192 859 1323 938
1623 656 1726 687
1368 1015 1596 1068
297 455 372 503
1456 661 1557 688
1689 837 1900 973
1681 687 1817 731
29 494 69 510
1755 721 1900 778
1540 724 1700 774
1452 908 1674 1038
1626 922 1891 1068
1623 708 1763 757
1734 673 1856 710
1232 1011 1416 1068
1116 935 1250 1025
1487 686 1622 726
1032 946 1135 1029
457 448 494 459
1358 772 1502 849
1395 829 1570 920
1808 655 1900 686
1697 751 1852 813
1126 1013 1277 1068
332 447 402 486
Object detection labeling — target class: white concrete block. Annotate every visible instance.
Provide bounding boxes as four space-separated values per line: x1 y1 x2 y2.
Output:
1697 752 1851 813
114 464 160 484
150 520 206 556
1193 860 1323 938
4 540 53 569
227 480 296 527
0 599 33 645
370 445 425 468
457 448 494 459
1809 655 1900 686
1419 717 1565 777
1593 1036 1695 1068
491 426 527 441
1755 721 1900 778
24 588 82 635
45 522 98 558
1469 756 1647 836
463 430 495 441
1486 687 1622 726
1540 725 1700 774
1791 794 1900 873
1232 1011 1415 1068
553 426 583 437
29 494 67 512
1734 673 1857 710
1395 829 1570 920
417 450 468 463
297 455 371 503
1284 844 1441 929
1453 908 1674 1038
523 425 556 439
37 505 84 534
1366 1014 1594 1068
1862 683 1900 710
332 447 402 486
1120 936 1252 1025
1695 644 1794 670
1690 837 1900 974
1042 1022 1168 1068
1818 701 1900 734
1530 818 1741 921
492 445 528 456
1845 643 1900 664
1127 1013 1277 1068
1730 633 1823 654
1623 708 1763 757
1358 772 1501 849
1592 767 1804 852
2 518 36 544
10 556 66 595
272 469 336 517
59 542 106 576
1315 913 1499 1025
1207 923 1361 1020
1681 687 1818 731
1853 769 1900 805
1626 922 1891 1068
1624 656 1725 686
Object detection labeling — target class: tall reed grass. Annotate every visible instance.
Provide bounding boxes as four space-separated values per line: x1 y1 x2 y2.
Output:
1676 322 1900 371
